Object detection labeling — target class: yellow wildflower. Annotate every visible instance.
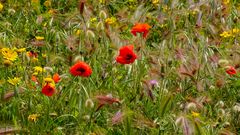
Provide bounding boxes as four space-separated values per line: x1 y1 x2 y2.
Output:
32 57 39 62
48 9 55 14
43 22 47 27
34 66 45 73
105 17 116 25
44 77 54 83
0 2 3 12
191 111 200 117
7 77 21 86
76 30 81 35
90 17 97 23
222 0 230 5
28 114 40 122
99 0 105 4
232 28 240 34
42 53 47 58
1 48 18 61
44 0 51 7
220 31 232 38
44 77 55 87
35 36 44 40
152 0 159 5
16 48 26 53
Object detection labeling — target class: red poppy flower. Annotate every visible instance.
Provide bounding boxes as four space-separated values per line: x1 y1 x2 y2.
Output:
53 73 60 83
226 66 237 75
42 84 55 96
131 23 151 38
70 61 92 77
27 51 38 57
116 45 137 64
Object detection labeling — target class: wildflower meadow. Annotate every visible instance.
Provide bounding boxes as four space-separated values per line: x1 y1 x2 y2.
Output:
0 0 240 134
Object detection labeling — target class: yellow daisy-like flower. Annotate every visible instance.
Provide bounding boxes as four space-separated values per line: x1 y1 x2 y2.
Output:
232 28 240 34
191 111 200 117
44 77 55 87
0 2 3 12
105 17 116 25
1 48 18 61
28 114 40 122
44 77 54 83
34 66 45 73
35 36 44 40
16 48 26 53
7 77 21 86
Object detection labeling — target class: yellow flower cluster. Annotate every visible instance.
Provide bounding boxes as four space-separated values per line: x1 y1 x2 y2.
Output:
105 17 116 25
28 114 40 122
191 111 200 117
90 17 97 23
33 66 45 75
222 0 230 5
220 28 240 38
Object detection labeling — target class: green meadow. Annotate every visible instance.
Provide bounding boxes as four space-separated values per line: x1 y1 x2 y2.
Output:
0 0 240 134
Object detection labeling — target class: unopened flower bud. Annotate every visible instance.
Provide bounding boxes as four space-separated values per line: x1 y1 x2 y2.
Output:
233 104 240 112
218 109 225 116
83 115 90 120
218 59 229 67
216 101 224 108
8 8 16 15
175 116 184 127
85 98 94 108
186 102 197 111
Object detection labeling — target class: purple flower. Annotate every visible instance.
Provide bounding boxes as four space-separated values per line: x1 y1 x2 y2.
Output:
149 80 158 86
